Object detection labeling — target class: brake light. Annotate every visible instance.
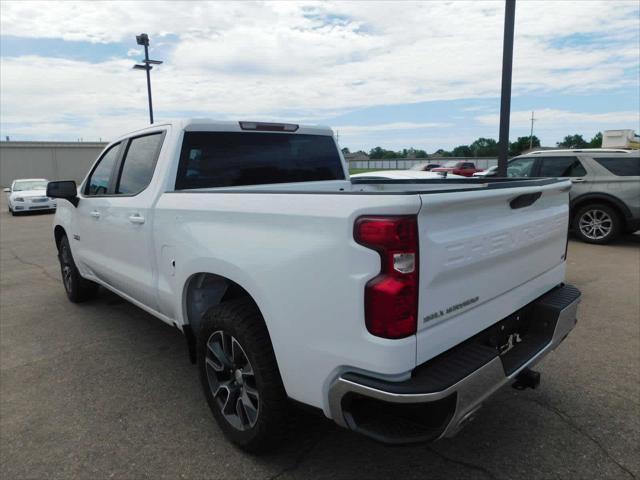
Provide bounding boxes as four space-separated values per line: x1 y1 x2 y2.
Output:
239 121 299 132
354 216 419 339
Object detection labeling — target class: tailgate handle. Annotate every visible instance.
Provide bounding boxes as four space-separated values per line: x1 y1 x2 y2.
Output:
510 192 542 209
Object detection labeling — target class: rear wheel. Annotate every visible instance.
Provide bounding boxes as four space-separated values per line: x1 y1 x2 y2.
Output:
58 235 99 302
573 203 621 244
198 298 288 453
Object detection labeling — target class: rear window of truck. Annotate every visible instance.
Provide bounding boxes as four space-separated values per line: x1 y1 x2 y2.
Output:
175 132 345 190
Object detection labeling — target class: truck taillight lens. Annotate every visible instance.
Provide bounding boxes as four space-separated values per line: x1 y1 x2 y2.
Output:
355 216 419 339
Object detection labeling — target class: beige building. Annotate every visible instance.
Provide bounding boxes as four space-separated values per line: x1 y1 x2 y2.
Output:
0 141 107 187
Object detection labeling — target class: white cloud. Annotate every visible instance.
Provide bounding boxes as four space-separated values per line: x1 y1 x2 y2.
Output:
335 122 451 135
0 0 638 142
476 109 640 129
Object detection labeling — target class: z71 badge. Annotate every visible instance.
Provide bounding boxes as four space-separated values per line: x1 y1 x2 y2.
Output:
423 296 479 323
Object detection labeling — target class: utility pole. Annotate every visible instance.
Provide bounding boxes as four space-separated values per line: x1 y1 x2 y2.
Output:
497 0 516 177
529 111 536 150
133 34 163 124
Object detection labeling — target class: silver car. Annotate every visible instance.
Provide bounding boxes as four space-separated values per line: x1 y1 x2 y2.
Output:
505 149 639 244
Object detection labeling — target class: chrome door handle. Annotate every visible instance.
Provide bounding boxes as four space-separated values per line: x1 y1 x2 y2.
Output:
128 214 145 225
572 178 585 183
90 210 101 218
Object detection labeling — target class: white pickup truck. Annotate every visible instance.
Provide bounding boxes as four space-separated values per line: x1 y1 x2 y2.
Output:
48 119 581 451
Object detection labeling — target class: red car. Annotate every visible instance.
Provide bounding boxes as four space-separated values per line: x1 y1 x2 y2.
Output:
432 161 484 177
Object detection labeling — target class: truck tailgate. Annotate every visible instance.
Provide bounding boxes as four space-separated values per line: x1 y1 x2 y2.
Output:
415 180 571 362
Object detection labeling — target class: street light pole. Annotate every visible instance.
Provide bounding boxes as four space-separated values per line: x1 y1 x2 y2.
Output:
133 33 163 125
497 0 516 177
143 40 153 124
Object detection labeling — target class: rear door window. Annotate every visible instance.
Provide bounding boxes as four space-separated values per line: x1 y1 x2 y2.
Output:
175 132 344 190
86 143 121 195
593 157 640 176
538 157 587 177
116 132 165 195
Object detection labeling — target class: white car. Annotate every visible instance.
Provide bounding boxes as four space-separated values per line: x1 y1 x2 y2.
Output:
47 119 580 452
4 178 56 215
473 165 498 177
351 170 465 179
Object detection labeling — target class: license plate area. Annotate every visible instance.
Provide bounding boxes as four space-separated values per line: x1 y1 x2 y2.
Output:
485 308 533 356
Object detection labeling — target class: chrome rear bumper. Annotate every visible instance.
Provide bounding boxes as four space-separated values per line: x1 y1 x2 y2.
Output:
328 284 581 444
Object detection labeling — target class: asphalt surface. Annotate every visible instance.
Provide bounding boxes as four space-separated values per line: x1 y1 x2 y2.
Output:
1 197 638 480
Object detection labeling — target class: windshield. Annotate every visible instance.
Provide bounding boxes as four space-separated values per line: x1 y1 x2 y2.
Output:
443 161 460 167
13 180 47 191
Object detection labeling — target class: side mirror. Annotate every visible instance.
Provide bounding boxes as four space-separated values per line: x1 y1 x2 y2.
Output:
47 181 79 207
3 188 10 193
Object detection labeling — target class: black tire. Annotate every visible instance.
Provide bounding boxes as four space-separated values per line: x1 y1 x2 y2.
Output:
58 235 99 302
572 203 622 244
197 298 288 453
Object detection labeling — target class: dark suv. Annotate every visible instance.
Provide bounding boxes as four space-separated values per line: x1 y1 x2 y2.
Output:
505 149 639 244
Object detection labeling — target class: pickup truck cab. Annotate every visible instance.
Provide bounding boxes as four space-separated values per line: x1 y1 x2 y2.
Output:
431 160 484 176
48 119 580 452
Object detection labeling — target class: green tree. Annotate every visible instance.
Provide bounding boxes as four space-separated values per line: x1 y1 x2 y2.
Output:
452 145 472 157
509 135 541 156
370 146 403 159
557 134 587 149
369 147 385 159
470 137 499 157
401 147 428 159
433 149 451 157
341 147 350 155
588 132 602 148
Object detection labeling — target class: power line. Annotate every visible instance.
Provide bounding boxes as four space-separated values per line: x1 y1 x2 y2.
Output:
529 111 536 150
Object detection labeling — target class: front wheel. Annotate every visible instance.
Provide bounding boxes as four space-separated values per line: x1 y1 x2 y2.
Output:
58 235 99 302
198 298 289 453
572 203 621 244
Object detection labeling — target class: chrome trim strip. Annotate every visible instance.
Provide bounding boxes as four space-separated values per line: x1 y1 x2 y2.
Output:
327 293 581 437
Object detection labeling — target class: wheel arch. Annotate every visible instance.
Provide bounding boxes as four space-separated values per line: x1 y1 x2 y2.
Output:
570 193 631 227
181 272 266 364
54 225 67 250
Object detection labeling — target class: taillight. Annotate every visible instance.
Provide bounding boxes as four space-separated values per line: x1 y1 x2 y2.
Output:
354 216 419 339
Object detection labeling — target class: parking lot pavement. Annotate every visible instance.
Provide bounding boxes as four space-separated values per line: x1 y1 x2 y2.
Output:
0 198 638 480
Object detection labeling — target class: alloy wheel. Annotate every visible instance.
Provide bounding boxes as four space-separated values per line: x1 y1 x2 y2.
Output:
205 331 260 431
578 209 613 241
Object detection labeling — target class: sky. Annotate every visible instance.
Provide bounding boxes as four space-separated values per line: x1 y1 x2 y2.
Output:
1 0 639 152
